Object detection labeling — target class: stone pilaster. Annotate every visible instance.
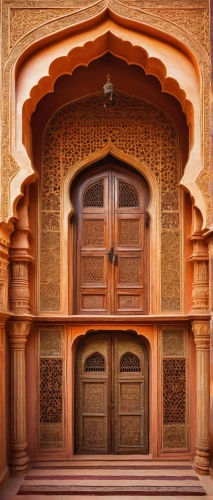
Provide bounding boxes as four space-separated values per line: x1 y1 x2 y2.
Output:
9 189 33 315
6 320 31 473
192 321 210 474
190 236 209 312
0 222 12 312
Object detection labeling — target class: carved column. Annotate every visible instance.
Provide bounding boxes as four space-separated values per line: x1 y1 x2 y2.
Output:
192 321 210 474
7 321 31 472
7 191 33 472
189 208 209 312
9 189 33 315
9 257 30 314
189 235 209 312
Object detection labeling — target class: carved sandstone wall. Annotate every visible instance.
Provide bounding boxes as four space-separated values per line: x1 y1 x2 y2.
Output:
40 92 181 313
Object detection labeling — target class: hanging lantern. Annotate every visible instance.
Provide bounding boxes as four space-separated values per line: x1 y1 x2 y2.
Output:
103 73 115 108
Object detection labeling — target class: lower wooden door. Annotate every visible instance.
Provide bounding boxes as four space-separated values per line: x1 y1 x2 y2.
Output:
75 332 149 454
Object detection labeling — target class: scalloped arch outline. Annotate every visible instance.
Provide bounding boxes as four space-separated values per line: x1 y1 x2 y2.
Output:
5 1 207 226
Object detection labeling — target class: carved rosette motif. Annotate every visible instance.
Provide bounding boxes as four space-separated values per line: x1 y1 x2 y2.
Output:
6 321 31 471
192 321 210 473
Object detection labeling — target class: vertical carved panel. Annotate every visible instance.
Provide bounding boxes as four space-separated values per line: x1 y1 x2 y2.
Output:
38 326 65 450
161 231 180 311
161 327 189 450
0 260 7 310
163 358 186 423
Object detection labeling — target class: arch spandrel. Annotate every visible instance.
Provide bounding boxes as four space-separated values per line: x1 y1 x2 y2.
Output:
1 0 210 229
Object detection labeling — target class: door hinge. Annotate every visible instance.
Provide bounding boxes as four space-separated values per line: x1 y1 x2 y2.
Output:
145 213 149 228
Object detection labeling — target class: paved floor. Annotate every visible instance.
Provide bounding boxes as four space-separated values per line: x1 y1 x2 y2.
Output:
1 459 213 499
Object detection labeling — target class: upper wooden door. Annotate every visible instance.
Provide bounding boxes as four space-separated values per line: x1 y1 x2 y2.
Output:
75 332 149 455
73 164 149 314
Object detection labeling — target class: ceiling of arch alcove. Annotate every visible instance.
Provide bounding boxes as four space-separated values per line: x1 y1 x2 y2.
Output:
31 53 189 173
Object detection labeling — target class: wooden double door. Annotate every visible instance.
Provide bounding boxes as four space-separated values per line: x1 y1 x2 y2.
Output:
73 163 149 314
75 332 149 454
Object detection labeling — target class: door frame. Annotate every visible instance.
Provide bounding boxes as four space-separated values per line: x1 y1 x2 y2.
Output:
74 330 149 455
71 158 150 315
64 149 160 315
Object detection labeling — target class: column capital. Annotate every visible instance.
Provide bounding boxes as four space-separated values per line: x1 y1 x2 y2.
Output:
6 320 31 349
192 320 210 349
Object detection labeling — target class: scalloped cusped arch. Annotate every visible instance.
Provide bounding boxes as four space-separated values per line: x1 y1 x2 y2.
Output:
23 32 194 147
8 5 207 227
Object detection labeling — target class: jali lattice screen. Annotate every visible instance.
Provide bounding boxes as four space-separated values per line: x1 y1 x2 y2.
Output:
161 327 189 450
37 326 65 450
40 91 181 312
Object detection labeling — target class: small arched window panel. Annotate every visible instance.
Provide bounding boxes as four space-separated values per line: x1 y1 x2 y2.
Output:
120 352 141 372
83 181 104 208
118 181 139 207
84 352 105 372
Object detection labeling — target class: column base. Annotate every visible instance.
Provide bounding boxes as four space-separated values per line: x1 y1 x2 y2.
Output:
10 451 30 474
194 450 210 475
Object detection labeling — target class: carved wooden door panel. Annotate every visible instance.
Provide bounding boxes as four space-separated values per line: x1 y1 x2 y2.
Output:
113 334 149 454
76 334 110 454
113 174 146 314
73 164 148 314
75 333 149 455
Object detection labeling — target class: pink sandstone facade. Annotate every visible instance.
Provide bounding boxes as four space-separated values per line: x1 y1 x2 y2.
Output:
0 0 212 488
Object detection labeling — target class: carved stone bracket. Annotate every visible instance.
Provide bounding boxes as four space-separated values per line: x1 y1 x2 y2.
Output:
192 320 210 474
6 320 31 472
